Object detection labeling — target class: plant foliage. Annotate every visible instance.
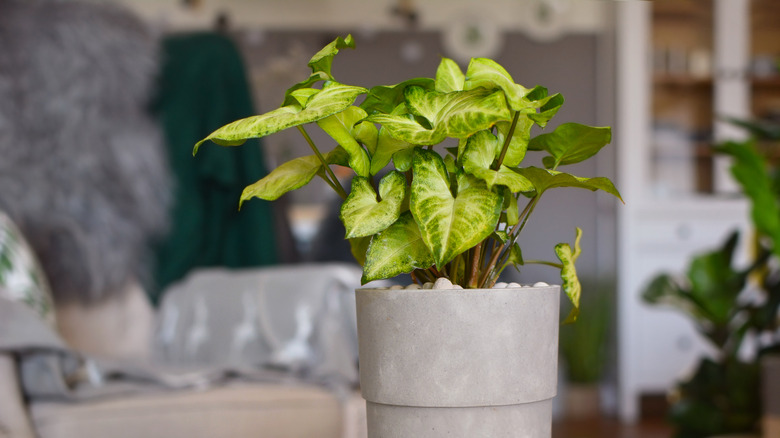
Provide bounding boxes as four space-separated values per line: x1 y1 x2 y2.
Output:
195 35 623 322
643 118 780 438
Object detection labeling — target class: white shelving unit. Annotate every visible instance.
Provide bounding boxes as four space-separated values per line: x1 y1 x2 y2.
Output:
615 0 752 423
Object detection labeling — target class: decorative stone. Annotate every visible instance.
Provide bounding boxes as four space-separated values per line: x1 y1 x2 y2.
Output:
453 284 463 290
433 277 453 290
390 285 404 290
508 282 522 288
533 281 549 287
405 284 421 290
494 282 508 288
422 282 434 289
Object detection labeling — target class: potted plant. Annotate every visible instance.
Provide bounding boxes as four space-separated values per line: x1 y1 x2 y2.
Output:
194 35 622 437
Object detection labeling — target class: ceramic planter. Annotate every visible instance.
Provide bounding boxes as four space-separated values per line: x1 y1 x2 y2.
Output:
355 285 560 438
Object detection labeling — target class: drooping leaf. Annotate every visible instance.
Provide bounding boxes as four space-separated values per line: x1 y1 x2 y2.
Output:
556 227 583 324
239 148 346 205
354 121 379 155
410 149 502 267
528 123 612 170
362 212 435 283
463 58 529 111
718 140 780 256
360 78 436 115
393 147 415 172
194 82 367 154
461 130 534 192
516 166 623 202
340 171 407 238
316 106 371 177
435 57 465 92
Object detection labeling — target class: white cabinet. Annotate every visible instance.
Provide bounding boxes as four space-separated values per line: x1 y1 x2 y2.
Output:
614 0 755 423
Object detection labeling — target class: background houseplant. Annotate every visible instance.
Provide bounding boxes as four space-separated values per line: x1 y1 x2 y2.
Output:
642 117 780 438
194 34 622 313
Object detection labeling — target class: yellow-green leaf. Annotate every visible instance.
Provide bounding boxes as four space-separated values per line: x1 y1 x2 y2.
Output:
340 171 407 238
556 227 583 324
435 57 465 92
411 149 502 267
362 212 434 283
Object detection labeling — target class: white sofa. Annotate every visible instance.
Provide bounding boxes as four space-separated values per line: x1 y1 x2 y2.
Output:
0 264 368 438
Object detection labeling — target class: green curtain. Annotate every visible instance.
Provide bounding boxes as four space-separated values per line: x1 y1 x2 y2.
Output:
150 32 278 305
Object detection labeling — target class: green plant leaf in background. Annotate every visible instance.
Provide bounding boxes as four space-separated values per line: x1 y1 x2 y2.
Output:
516 166 623 202
308 34 356 79
718 140 780 257
527 123 612 170
461 130 534 192
194 81 367 154
362 212 434 283
495 115 534 167
316 106 371 177
411 149 502 267
369 127 414 175
556 227 583 324
340 171 407 238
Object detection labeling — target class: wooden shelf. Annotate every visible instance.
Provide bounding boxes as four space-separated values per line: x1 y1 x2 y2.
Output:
654 75 713 87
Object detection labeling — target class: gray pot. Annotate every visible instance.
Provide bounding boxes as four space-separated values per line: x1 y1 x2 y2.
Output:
355 286 560 438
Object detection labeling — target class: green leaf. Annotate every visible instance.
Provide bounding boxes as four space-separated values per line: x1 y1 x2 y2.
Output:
410 149 502 267
717 140 780 256
556 227 583 324
528 93 564 128
506 190 519 226
354 121 379 155
349 236 372 266
308 34 356 79
360 78 435 115
362 212 435 283
240 155 322 203
516 166 623 202
194 81 367 154
528 123 612 169
340 171 407 238
316 106 371 177
495 115 534 167
370 127 414 175
239 148 346 204
281 72 330 107
461 130 534 192
435 57 465 92
393 147 415 172
464 58 529 111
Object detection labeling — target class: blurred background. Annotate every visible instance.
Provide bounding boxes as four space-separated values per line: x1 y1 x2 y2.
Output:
0 0 779 437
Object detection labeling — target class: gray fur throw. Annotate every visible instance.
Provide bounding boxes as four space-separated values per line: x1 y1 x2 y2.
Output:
0 0 171 304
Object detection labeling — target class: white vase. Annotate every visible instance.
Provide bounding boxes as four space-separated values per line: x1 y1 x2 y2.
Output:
355 285 560 438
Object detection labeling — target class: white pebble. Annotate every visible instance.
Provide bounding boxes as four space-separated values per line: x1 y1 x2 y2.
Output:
453 284 463 289
390 285 404 290
422 282 434 289
508 282 522 288
433 277 453 290
494 282 508 288
533 281 549 287
405 284 421 290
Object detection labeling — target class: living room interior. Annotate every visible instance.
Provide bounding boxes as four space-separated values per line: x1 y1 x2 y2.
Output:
0 0 778 437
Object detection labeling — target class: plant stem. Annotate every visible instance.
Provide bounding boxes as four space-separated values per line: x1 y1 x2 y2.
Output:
468 242 482 288
297 125 348 199
525 260 563 268
493 111 520 170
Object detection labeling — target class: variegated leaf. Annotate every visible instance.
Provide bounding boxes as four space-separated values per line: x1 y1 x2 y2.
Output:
435 57 465 92
370 127 414 175
411 149 502 267
528 123 612 169
361 212 434 283
194 82 367 154
340 171 407 238
495 114 534 167
463 58 529 111
556 227 583 324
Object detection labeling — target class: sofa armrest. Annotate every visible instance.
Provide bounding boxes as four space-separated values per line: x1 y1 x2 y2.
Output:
0 353 36 438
